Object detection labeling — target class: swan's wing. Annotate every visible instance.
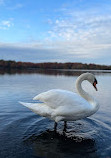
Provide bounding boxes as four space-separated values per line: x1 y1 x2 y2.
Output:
19 102 53 118
33 89 88 109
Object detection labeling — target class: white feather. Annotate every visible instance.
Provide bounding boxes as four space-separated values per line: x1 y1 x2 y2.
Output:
20 73 99 122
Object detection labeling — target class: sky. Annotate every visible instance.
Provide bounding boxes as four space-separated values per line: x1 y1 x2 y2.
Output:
0 0 111 64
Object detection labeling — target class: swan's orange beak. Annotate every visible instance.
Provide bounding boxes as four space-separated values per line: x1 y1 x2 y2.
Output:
93 79 98 91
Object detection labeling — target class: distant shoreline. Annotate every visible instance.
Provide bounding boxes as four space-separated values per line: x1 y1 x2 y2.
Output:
0 60 111 71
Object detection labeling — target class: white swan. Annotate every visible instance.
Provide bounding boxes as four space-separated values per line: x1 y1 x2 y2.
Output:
20 73 99 131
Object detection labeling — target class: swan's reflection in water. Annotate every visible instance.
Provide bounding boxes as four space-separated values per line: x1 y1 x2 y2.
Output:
24 130 99 158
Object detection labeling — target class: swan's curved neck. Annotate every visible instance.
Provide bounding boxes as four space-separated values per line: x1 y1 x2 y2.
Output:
76 75 96 106
75 73 99 115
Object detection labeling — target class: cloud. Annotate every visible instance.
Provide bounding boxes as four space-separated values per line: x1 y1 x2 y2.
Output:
46 8 111 62
0 1 111 65
0 40 111 64
0 19 14 30
0 42 68 63
48 13 111 42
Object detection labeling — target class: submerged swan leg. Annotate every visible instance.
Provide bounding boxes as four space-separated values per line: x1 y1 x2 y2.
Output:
54 122 57 132
63 121 67 132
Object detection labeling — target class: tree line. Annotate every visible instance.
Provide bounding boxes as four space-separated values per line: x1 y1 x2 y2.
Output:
0 59 111 70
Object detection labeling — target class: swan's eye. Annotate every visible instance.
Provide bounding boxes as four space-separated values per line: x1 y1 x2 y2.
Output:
93 78 98 91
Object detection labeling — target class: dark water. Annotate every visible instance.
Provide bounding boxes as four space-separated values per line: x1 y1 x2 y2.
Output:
0 69 111 158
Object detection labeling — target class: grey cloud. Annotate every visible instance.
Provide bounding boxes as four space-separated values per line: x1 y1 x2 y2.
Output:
0 44 111 64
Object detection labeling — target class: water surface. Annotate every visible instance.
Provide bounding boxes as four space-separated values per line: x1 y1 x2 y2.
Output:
0 69 111 158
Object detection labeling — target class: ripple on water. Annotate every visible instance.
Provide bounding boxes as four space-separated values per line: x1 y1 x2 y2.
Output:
1 113 111 158
21 116 111 158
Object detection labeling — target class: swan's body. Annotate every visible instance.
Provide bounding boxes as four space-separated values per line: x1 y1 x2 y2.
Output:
20 73 99 129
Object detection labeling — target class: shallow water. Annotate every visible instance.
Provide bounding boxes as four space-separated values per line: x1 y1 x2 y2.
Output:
0 69 111 158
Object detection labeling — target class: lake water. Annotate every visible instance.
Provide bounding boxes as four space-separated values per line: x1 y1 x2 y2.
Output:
0 69 111 158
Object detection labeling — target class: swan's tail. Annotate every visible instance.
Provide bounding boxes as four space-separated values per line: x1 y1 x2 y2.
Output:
19 101 53 117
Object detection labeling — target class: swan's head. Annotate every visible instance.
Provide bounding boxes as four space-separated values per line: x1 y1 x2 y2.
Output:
85 73 98 91
76 73 98 91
